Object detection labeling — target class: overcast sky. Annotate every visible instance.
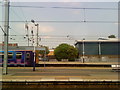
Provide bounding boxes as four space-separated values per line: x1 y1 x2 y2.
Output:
0 0 119 48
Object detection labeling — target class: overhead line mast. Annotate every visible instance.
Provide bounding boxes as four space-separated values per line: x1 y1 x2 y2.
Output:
3 0 10 75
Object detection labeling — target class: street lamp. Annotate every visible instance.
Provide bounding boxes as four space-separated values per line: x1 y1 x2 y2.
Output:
31 19 39 46
25 21 30 46
98 38 101 61
82 38 85 63
31 19 39 71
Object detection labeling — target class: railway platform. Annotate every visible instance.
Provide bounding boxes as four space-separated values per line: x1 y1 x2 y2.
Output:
1 65 120 89
37 61 119 67
1 66 119 82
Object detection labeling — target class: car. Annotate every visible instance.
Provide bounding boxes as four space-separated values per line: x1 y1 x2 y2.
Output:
111 64 120 72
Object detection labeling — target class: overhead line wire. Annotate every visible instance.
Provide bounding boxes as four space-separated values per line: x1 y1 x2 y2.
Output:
0 34 116 37
9 5 118 10
0 20 117 23
15 1 27 21
9 27 25 36
10 8 25 21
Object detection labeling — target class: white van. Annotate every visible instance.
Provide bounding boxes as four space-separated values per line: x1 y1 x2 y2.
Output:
111 65 120 71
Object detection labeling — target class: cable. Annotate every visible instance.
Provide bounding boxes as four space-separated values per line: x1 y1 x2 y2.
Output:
16 1 27 21
51 7 118 10
9 27 26 37
1 5 117 24
0 34 118 37
83 8 86 22
9 5 118 10
0 20 117 23
10 5 44 8
10 8 25 21
0 34 117 37
0 26 6 35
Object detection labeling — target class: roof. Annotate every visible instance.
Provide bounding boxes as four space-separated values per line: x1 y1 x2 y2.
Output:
0 43 18 46
48 50 54 56
76 39 119 43
75 39 120 45
0 46 45 51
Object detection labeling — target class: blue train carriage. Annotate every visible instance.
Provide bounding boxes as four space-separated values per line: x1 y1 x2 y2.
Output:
0 50 34 66
14 50 34 66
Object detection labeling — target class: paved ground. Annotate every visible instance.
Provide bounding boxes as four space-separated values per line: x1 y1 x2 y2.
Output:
1 67 119 82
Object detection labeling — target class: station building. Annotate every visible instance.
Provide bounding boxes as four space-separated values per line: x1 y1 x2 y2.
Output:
75 39 120 62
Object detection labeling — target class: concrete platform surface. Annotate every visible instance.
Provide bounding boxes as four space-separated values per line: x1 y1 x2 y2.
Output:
1 67 119 82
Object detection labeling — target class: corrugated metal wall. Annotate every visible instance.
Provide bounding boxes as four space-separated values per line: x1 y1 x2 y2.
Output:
76 42 119 55
101 42 119 55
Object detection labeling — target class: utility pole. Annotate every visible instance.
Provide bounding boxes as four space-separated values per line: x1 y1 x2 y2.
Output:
3 0 9 75
36 24 39 46
25 21 29 46
98 41 101 61
31 20 40 71
31 19 39 46
82 38 85 63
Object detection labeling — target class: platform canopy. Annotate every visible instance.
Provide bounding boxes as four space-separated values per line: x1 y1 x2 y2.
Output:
0 46 46 51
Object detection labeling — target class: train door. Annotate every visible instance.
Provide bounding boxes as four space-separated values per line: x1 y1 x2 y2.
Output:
0 51 4 66
25 52 30 66
8 52 14 65
16 52 23 66
25 51 34 66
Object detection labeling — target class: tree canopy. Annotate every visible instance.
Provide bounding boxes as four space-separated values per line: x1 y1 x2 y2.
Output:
54 43 78 61
108 35 116 38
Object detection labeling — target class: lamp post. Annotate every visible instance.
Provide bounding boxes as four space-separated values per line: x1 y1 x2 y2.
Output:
31 20 39 46
82 38 85 63
25 21 29 46
31 20 40 71
98 39 101 61
33 46 35 71
31 20 36 71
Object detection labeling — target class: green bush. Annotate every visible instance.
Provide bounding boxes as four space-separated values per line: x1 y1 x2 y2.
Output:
54 43 78 61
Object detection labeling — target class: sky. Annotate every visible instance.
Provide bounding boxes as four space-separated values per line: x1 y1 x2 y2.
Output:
0 0 119 48
3 0 120 2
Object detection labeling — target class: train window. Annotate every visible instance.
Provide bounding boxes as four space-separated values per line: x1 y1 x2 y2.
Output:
16 52 22 59
8 52 13 59
0 52 4 59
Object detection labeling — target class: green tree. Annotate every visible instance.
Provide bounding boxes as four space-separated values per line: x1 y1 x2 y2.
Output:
39 46 49 57
54 43 78 61
108 35 116 38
